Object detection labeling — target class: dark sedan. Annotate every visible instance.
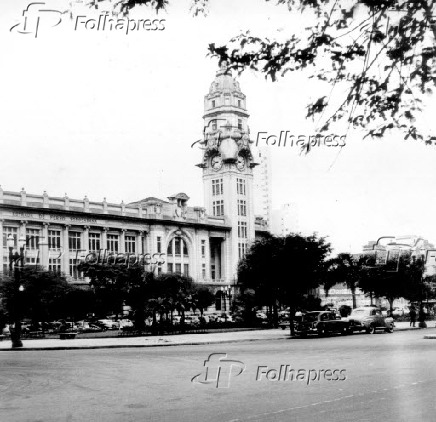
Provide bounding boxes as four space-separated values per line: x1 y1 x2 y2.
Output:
295 311 351 337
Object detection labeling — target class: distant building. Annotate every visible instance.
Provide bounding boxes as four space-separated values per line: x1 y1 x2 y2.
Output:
253 147 272 228
271 203 299 236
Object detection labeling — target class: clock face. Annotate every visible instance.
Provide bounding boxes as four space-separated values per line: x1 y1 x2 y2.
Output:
211 154 223 171
237 155 246 171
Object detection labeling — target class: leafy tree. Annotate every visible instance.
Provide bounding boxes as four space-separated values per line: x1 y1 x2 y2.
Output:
324 253 365 309
193 287 215 316
81 0 436 144
238 233 331 335
0 266 75 325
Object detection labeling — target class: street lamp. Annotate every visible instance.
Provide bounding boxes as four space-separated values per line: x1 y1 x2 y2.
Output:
7 234 25 348
7 233 46 348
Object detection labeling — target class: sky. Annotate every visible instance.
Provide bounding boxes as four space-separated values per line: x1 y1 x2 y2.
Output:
1 0 435 255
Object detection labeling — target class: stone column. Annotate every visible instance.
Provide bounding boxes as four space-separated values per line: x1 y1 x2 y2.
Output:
102 227 108 262
136 231 143 255
0 219 4 272
63 225 70 275
120 229 126 253
40 222 49 270
83 226 90 254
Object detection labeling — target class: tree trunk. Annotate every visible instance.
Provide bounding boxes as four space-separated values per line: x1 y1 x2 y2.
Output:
351 288 357 309
289 306 296 337
273 302 278 328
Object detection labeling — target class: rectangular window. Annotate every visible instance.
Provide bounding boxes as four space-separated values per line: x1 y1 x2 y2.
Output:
167 263 173 273
238 242 247 259
238 119 242 130
213 200 224 217
3 226 18 248
237 178 246 195
201 240 206 258
107 234 119 253
238 99 242 107
48 230 61 250
26 256 40 265
211 264 216 280
69 258 79 279
157 236 162 253
125 235 136 254
212 120 217 130
26 229 40 250
211 100 215 108
237 200 247 216
68 232 81 251
175 237 181 255
89 233 101 252
49 258 61 272
238 221 248 238
184 264 189 276
202 263 206 279
212 179 223 196
175 263 182 274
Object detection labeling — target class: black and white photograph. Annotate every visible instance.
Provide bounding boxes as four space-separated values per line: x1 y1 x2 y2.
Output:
1 0 436 421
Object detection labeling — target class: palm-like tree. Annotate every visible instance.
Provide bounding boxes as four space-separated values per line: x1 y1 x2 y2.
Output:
325 253 363 309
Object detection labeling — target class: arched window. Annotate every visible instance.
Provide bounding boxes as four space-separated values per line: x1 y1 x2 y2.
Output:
166 236 189 275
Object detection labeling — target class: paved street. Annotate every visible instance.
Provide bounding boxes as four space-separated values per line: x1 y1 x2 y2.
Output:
1 329 435 422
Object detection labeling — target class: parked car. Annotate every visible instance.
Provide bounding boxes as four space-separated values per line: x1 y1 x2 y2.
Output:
392 307 409 316
184 316 200 326
119 319 133 329
219 313 233 323
171 315 182 325
294 311 351 337
347 306 394 334
96 319 119 330
77 321 104 333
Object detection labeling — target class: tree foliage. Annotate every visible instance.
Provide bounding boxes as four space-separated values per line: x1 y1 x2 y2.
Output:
238 233 331 333
79 0 436 144
0 267 77 324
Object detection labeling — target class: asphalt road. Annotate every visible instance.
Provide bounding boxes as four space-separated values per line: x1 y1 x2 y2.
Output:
1 329 435 422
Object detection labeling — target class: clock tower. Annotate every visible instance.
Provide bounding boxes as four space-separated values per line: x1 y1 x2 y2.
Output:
198 61 257 281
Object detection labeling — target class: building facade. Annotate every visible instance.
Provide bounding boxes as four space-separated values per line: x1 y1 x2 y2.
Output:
253 146 272 228
0 63 268 309
271 203 299 236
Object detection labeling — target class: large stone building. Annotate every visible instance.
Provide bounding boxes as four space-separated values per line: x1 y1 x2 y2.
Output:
0 62 268 310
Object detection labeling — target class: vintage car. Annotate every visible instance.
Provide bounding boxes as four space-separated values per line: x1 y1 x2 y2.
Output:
294 311 351 337
347 306 394 334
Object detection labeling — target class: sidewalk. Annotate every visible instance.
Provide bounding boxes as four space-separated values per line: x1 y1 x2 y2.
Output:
0 322 434 351
0 329 290 351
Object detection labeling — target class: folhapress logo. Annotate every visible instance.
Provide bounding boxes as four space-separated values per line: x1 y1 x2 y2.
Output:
10 2 64 38
191 353 246 389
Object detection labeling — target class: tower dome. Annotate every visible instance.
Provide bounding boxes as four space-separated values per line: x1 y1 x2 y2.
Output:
209 61 242 95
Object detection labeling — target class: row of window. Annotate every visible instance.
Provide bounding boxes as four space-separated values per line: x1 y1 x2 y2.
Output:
210 98 244 110
2 228 155 254
212 178 247 197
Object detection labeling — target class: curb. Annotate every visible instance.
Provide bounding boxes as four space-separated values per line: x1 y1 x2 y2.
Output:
0 326 433 351
0 336 290 352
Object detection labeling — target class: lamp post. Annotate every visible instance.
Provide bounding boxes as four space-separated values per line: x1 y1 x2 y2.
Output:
7 233 47 348
7 234 26 348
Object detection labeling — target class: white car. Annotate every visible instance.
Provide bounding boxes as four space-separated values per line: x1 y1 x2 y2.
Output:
119 319 133 328
97 319 119 330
